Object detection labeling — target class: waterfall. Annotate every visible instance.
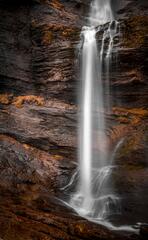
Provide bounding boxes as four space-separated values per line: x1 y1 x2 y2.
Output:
69 0 120 221
60 1 140 233
62 0 121 223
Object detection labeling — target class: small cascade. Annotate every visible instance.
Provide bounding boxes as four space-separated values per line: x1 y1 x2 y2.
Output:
101 20 119 111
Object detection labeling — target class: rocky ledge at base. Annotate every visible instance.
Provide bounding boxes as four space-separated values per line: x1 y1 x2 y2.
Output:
0 139 142 240
0 133 145 240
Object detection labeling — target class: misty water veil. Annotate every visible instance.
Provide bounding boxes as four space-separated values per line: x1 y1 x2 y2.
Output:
61 0 136 231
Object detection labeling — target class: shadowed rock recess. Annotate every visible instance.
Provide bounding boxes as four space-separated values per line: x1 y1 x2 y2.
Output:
0 0 147 239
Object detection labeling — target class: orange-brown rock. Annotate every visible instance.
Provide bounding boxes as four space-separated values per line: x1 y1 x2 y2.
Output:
0 0 147 239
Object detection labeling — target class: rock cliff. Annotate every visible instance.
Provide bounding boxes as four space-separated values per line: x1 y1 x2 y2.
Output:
0 0 147 239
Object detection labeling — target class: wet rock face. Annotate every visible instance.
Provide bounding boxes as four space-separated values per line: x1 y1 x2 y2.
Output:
0 0 147 239
0 0 82 156
110 0 148 108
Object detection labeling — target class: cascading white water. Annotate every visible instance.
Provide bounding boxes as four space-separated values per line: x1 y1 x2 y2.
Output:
60 1 140 233
69 0 120 221
89 0 114 25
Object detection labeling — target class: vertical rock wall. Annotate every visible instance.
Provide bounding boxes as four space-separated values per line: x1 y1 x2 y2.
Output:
0 0 147 239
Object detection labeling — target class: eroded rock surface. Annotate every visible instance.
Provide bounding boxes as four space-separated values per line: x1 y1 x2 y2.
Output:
0 0 147 239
